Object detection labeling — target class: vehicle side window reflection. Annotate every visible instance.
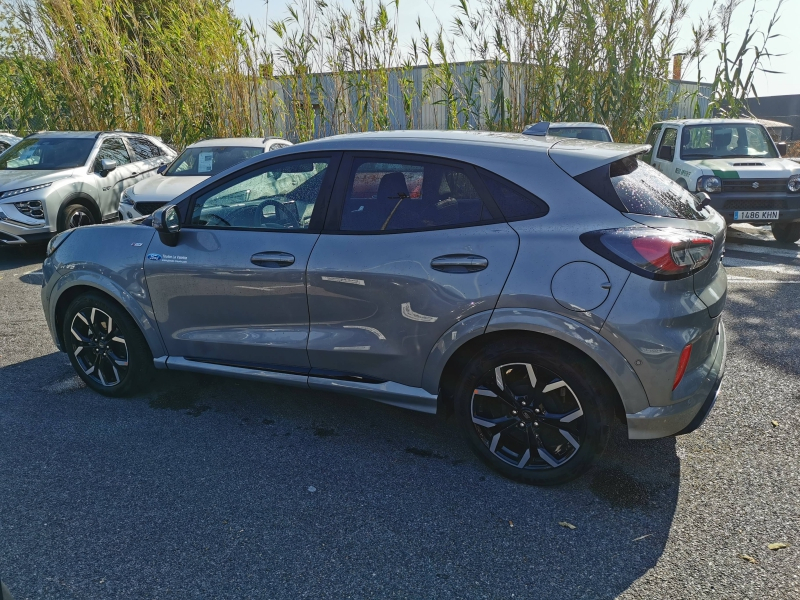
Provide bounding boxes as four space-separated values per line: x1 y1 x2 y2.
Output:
94 137 131 171
190 158 330 230
127 137 162 161
340 158 492 232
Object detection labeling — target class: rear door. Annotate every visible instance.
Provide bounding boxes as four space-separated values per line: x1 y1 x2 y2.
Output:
305 153 520 389
125 136 170 183
144 153 338 370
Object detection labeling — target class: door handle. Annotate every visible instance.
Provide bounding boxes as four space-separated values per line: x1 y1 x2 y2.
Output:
430 254 489 273
251 251 295 268
130 171 139 176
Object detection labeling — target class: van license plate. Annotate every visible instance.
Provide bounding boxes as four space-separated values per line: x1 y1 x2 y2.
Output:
734 210 779 220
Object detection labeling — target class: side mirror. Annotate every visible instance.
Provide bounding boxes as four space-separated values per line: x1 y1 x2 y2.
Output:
153 204 181 246
156 163 168 175
100 158 117 172
695 191 711 209
777 142 788 157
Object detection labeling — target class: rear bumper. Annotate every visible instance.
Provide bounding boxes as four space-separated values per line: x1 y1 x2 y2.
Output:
626 321 727 439
705 192 800 224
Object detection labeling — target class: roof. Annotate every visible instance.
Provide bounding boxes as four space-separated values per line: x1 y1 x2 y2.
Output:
758 119 792 129
657 118 773 126
188 137 279 149
23 130 160 139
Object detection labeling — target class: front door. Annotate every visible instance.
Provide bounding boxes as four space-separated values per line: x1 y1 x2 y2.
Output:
145 154 336 370
92 136 138 219
306 153 520 389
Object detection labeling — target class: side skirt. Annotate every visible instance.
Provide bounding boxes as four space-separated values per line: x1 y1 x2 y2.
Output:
159 357 439 414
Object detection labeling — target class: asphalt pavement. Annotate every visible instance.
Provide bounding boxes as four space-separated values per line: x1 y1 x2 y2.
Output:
0 225 797 599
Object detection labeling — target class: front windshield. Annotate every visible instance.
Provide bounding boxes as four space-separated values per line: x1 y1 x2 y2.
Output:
680 124 778 160
549 127 612 142
0 137 96 170
165 146 263 176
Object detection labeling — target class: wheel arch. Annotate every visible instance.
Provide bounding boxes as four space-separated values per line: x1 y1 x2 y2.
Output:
51 276 166 359
429 308 650 421
57 193 102 230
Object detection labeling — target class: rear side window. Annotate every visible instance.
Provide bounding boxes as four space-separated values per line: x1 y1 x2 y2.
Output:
127 137 163 161
609 156 704 220
340 158 493 232
477 169 549 221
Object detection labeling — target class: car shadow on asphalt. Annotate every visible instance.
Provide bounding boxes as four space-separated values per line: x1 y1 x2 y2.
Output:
0 352 680 598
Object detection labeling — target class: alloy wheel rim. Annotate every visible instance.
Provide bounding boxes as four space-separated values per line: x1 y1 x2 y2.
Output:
67 208 93 229
69 307 128 387
471 362 585 470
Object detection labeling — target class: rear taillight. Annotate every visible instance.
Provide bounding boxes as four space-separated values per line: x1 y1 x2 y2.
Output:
581 227 714 280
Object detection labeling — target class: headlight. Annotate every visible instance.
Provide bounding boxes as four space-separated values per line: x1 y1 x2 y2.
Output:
0 182 52 200
697 176 722 193
46 229 73 257
120 189 134 205
789 175 800 193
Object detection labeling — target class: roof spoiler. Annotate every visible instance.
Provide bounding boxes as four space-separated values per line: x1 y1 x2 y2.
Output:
522 121 550 136
548 138 651 176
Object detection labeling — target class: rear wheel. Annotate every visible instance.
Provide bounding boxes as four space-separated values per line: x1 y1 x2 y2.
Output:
771 222 800 244
63 293 154 396
60 203 95 231
454 338 613 485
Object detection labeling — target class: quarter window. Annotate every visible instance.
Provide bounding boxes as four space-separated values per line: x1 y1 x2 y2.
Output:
478 170 548 221
190 158 330 230
94 138 131 171
340 158 492 232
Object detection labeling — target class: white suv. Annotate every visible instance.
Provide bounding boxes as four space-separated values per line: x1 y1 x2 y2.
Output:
119 137 292 220
0 131 175 244
643 119 800 243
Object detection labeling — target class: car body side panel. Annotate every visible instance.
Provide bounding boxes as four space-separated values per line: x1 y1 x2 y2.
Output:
485 307 650 414
43 224 164 356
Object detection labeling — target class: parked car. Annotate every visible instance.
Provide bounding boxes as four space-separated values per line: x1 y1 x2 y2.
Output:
41 130 727 485
0 133 21 153
119 137 292 220
0 131 175 245
642 119 800 243
523 121 613 142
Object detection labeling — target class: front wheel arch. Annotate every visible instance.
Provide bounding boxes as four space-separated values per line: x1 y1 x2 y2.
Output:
57 194 101 231
437 330 626 424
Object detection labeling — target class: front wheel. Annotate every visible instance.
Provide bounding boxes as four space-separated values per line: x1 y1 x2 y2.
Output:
454 338 614 485
60 203 95 231
771 222 800 244
63 293 154 396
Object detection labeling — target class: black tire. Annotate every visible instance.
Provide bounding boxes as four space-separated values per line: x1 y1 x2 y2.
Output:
62 292 154 397
59 203 96 231
454 337 614 485
771 222 800 244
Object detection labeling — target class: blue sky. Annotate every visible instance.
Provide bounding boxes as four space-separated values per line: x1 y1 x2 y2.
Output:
231 0 799 97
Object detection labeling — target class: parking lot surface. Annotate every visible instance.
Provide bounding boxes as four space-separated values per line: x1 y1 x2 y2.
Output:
0 225 797 599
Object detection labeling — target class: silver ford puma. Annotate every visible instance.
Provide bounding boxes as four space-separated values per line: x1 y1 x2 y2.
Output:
40 131 727 485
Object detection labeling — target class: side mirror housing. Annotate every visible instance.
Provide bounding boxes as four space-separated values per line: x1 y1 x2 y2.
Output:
695 191 712 209
777 142 788 157
657 145 675 161
156 164 168 175
100 158 117 172
153 204 181 246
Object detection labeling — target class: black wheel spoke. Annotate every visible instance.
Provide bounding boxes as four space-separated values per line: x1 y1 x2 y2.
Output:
69 306 127 387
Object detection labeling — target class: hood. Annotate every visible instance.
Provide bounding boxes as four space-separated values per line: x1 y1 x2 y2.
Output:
0 169 73 192
129 175 208 202
688 157 800 179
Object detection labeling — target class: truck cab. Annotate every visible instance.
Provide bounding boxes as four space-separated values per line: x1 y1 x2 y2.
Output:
642 119 800 243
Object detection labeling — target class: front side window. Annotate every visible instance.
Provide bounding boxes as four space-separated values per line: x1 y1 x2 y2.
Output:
340 158 492 232
166 146 264 177
610 157 705 220
94 138 131 171
680 124 778 159
0 137 95 170
190 158 330 230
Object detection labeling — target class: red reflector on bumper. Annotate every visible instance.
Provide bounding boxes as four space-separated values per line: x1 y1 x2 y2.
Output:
673 344 693 390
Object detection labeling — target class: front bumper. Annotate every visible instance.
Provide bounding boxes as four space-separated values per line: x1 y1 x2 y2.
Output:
626 321 727 439
0 215 53 244
705 191 800 224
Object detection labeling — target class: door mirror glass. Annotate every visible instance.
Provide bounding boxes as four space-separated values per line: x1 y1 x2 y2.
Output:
153 205 181 246
777 141 788 157
100 158 117 172
164 205 181 232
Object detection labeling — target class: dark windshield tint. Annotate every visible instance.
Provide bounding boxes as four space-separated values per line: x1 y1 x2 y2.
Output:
680 124 778 159
610 157 705 220
548 127 612 142
166 146 263 176
0 138 95 170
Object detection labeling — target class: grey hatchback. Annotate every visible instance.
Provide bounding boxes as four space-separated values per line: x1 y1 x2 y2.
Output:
40 131 727 485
